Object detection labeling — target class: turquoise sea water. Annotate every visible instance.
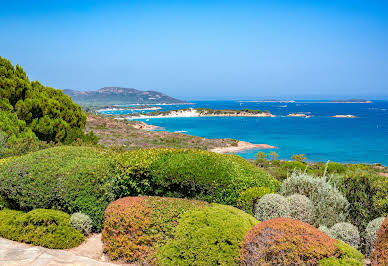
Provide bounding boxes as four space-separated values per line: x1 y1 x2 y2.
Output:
100 101 388 165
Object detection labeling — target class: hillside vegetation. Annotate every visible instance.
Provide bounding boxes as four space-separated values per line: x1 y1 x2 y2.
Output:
0 57 386 265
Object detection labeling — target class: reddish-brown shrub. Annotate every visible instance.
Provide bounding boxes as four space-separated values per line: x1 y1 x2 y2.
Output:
371 215 388 266
240 218 338 265
101 196 208 264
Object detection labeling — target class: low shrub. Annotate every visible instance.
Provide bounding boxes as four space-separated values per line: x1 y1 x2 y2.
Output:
324 222 361 249
0 146 116 231
0 209 84 249
70 212 93 236
237 186 272 215
286 194 314 224
240 218 363 265
102 196 208 264
114 149 279 205
280 171 348 227
158 204 258 265
371 216 388 265
254 193 290 221
365 217 385 254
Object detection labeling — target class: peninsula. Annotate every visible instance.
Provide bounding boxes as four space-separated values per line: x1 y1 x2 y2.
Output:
124 108 275 119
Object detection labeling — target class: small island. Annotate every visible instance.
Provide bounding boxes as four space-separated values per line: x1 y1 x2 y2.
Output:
287 113 310 117
330 99 372 103
332 114 358 118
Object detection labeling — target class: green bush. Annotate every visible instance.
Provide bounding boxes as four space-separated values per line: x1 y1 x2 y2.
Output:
237 186 272 215
324 222 361 249
365 217 385 254
0 146 116 231
70 212 93 236
280 171 348 227
157 204 258 266
286 194 314 224
254 193 290 221
114 149 279 205
339 170 388 238
0 209 84 249
0 56 87 143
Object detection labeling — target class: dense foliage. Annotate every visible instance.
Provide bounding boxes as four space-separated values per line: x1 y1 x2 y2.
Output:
158 204 258 266
114 148 279 205
102 196 208 264
0 209 84 249
339 170 388 236
0 146 116 230
371 216 388 265
240 218 363 265
0 57 89 149
280 172 349 227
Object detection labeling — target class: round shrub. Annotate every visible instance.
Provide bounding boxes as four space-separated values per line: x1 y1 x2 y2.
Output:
241 218 337 265
102 196 208 264
114 149 280 205
0 146 116 231
371 216 388 265
280 171 349 227
158 204 258 265
0 209 85 249
365 217 385 254
286 194 314 224
327 222 361 249
70 212 93 236
240 218 363 265
254 193 289 221
237 186 272 215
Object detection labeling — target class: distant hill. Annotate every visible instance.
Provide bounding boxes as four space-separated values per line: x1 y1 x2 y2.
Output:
63 87 186 105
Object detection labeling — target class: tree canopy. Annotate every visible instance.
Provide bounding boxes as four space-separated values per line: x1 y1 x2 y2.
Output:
0 56 87 145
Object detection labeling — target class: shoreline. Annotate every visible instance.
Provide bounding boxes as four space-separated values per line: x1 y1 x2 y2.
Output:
210 141 278 154
131 119 277 154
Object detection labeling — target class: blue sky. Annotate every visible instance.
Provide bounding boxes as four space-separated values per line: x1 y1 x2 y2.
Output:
1 0 387 100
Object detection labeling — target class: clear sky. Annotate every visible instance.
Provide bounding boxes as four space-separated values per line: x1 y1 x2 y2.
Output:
1 0 387 100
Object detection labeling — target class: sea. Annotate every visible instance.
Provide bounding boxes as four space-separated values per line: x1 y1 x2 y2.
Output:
99 100 388 165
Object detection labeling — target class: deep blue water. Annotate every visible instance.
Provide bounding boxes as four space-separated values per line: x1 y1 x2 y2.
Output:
100 101 388 165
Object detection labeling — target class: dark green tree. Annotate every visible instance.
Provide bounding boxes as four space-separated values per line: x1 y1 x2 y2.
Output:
0 56 87 144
